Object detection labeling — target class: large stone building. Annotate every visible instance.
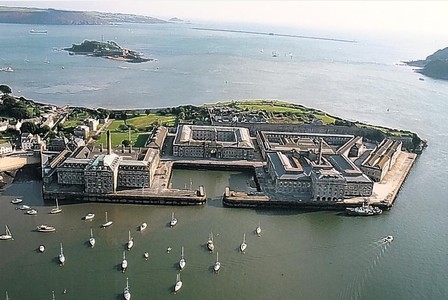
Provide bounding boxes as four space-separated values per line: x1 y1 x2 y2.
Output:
360 138 402 182
173 125 255 159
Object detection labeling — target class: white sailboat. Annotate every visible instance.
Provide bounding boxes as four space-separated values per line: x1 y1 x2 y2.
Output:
58 242 65 266
240 233 247 253
174 273 183 293
123 277 131 300
0 225 13 240
207 231 215 252
213 251 221 273
84 213 95 221
89 228 95 248
39 244 45 253
121 251 128 272
179 246 186 270
50 198 62 214
127 230 134 251
101 212 113 228
256 221 262 236
139 222 147 231
5 291 9 300
170 212 177 227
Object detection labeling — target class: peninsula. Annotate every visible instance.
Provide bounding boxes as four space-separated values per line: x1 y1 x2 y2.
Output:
405 47 448 80
64 40 153 63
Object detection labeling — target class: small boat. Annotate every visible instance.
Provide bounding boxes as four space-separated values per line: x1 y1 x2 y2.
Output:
26 209 38 215
58 242 65 265
121 251 128 272
5 291 9 300
240 233 247 253
50 198 62 214
167 247 172 253
419 77 425 81
101 212 113 228
139 222 147 232
11 198 23 204
29 29 48 34
346 202 382 216
37 224 56 232
127 230 134 251
123 277 131 300
144 251 149 259
39 245 45 253
84 213 95 221
0 225 13 240
256 222 262 237
384 235 394 243
174 273 183 293
0 67 14 72
89 228 95 248
179 246 186 270
170 212 177 227
213 251 221 273
17 205 31 210
207 232 215 252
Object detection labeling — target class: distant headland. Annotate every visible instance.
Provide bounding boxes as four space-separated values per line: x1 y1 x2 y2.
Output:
64 40 153 63
405 47 448 80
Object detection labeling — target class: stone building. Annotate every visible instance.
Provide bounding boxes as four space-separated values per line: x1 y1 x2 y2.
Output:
360 139 402 182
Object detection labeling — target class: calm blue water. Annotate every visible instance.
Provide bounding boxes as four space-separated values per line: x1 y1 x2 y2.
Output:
1 22 448 300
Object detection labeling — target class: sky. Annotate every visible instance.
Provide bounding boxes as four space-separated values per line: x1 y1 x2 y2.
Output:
1 1 448 39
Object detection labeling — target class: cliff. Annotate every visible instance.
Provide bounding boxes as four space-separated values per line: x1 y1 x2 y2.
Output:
0 6 167 25
405 47 448 80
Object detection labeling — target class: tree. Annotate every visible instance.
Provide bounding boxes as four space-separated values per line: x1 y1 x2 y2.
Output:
20 121 38 134
122 139 131 147
0 85 12 94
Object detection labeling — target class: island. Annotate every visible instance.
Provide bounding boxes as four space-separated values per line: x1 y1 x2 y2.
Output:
405 47 448 80
64 40 153 63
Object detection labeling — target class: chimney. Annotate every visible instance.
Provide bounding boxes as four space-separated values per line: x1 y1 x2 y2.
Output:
129 145 132 153
318 138 323 165
107 130 112 155
100 143 103 152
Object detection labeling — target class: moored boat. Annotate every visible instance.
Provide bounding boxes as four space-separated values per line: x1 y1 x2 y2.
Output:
207 232 215 252
127 230 133 251
0 225 13 240
84 213 95 221
213 251 221 273
174 273 183 293
17 205 31 210
11 198 23 204
139 222 147 231
240 233 247 253
89 228 95 248
170 212 177 227
179 246 186 270
39 245 45 253
26 209 38 215
37 224 56 232
58 242 65 265
101 212 113 228
121 251 127 272
123 277 131 300
256 221 262 236
346 202 382 216
49 198 62 214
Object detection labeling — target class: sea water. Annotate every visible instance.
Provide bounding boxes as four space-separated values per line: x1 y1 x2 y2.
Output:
1 22 448 299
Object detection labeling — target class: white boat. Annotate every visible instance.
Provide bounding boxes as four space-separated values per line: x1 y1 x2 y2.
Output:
0 225 13 240
11 198 23 204
123 277 131 300
89 228 95 248
29 29 48 34
84 213 95 221
58 242 65 265
179 246 186 270
207 232 215 252
144 251 149 259
0 67 14 72
5 291 9 300
37 224 56 232
127 230 134 251
384 235 394 243
139 222 147 231
39 245 45 253
121 251 128 272
50 198 62 214
174 273 183 293
256 222 262 236
240 233 247 253
17 205 31 210
26 209 38 215
101 212 113 228
170 212 177 227
213 251 221 273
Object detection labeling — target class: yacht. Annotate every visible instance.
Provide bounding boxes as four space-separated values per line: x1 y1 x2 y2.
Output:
0 225 13 240
174 273 183 293
11 198 23 204
179 246 186 270
121 251 128 272
17 205 31 210
170 212 178 227
50 198 62 214
207 232 215 252
123 277 131 300
39 245 45 253
256 222 262 236
26 209 38 215
58 242 65 265
240 233 247 253
37 224 56 232
127 230 134 251
101 212 113 228
89 228 95 248
84 213 95 221
213 252 221 273
139 222 147 232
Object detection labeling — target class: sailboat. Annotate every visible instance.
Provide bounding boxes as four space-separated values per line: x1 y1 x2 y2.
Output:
123 277 131 300
179 246 186 270
89 228 95 248
174 273 183 293
121 251 128 272
101 212 113 228
207 232 215 252
0 225 13 240
5 291 9 300
127 230 134 251
213 251 221 273
256 221 262 237
52 290 55 300
170 212 177 227
240 233 247 253
50 198 62 214
58 242 65 266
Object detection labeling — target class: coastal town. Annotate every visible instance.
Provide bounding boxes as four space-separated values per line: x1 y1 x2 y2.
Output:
0 87 426 213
